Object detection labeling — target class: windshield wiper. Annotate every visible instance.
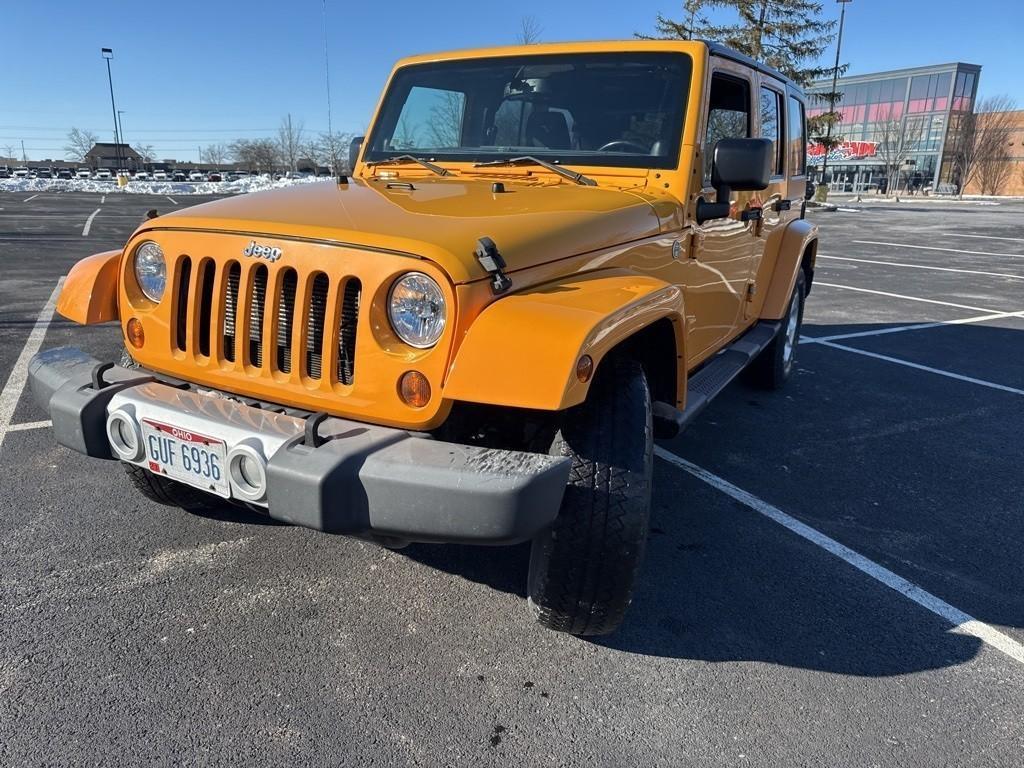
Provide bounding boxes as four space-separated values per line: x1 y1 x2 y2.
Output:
366 154 451 176
473 156 597 186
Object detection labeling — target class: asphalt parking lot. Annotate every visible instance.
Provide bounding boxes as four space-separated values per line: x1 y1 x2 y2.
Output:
1 190 1023 766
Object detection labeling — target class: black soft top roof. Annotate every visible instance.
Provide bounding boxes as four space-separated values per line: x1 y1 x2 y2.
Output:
702 41 804 95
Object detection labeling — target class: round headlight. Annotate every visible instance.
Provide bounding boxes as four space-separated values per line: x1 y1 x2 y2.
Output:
133 241 166 302
388 272 446 348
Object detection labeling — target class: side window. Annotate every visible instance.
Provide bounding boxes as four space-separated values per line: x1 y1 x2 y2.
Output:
759 86 783 176
704 73 751 180
388 86 466 150
787 95 806 176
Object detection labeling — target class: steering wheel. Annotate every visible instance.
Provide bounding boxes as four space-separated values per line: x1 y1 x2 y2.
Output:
597 140 648 154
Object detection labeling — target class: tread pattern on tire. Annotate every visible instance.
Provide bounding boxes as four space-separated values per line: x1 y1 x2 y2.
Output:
123 462 219 512
528 357 653 636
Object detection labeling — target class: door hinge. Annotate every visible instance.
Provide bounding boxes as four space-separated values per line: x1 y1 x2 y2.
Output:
746 281 757 301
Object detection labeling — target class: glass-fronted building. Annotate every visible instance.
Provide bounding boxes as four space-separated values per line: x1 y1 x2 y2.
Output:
806 62 981 192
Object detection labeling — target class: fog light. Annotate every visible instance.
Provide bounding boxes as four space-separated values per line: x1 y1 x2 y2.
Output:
126 317 145 349
398 371 431 408
106 409 144 461
227 441 268 503
576 355 594 383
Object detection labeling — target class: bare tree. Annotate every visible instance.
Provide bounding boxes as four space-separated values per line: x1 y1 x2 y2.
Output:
136 144 156 164
518 15 543 44
874 105 910 197
319 131 352 172
952 95 1018 197
201 143 228 165
427 92 465 148
252 138 281 174
277 114 305 172
2 144 15 161
64 127 98 161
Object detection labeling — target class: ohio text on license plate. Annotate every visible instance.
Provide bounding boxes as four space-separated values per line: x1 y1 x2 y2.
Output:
140 419 230 498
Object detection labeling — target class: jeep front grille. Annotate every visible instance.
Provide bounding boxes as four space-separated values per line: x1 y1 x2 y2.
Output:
175 257 361 386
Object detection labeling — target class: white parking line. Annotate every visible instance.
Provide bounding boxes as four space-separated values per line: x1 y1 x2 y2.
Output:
23 194 39 203
82 208 101 236
0 279 64 452
802 311 1024 344
818 254 1024 281
814 281 1003 313
101 195 106 204
853 240 1024 259
941 232 1024 243
6 419 52 432
655 447 1024 666
166 196 178 205
808 339 1024 397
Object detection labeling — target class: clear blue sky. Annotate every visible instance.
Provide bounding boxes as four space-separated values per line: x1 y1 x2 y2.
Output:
2 0 1020 162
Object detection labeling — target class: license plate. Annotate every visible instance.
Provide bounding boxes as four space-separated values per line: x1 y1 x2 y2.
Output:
140 419 230 498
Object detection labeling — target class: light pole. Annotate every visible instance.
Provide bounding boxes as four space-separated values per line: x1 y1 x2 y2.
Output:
819 0 852 198
101 48 123 177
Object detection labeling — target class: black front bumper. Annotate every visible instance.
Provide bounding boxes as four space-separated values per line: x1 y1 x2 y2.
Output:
28 347 570 544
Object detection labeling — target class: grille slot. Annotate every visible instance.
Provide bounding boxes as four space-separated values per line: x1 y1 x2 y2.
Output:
338 279 360 385
174 256 192 352
197 260 215 357
275 269 298 373
249 265 268 367
222 262 240 362
306 273 329 380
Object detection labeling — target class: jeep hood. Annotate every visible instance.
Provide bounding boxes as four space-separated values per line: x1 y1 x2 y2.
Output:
148 178 673 283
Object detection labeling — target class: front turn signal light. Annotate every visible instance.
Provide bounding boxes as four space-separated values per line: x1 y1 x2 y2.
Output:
399 371 431 408
126 317 145 348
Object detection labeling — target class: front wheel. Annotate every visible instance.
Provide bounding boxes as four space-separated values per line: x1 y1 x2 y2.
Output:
527 357 653 636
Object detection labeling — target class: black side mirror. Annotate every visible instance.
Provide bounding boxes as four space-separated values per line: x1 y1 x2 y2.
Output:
348 136 364 172
696 137 773 224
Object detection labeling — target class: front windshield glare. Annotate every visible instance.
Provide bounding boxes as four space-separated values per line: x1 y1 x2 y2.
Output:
366 52 692 170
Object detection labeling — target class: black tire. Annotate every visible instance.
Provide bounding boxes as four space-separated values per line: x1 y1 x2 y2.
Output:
123 462 221 512
747 269 806 390
527 357 653 636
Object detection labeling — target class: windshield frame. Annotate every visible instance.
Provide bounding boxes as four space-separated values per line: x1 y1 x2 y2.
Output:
364 51 693 172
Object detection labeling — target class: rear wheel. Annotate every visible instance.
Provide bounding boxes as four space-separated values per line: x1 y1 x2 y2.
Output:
527 357 653 636
123 462 221 512
747 269 806 389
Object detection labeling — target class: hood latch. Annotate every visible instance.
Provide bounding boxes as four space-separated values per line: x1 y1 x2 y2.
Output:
474 236 512 295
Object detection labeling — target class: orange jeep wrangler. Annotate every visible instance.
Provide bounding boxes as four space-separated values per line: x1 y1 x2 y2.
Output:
30 40 817 635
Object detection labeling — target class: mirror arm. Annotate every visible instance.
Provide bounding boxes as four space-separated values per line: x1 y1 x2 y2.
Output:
695 182 732 224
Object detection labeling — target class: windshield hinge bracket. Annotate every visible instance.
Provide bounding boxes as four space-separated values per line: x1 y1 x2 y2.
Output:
474 237 512 295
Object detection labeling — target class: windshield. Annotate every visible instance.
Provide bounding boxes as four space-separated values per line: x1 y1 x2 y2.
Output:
365 52 692 170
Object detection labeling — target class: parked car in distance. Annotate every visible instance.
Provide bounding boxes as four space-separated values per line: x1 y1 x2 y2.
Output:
95 169 112 180
172 171 187 182
0 166 11 178
227 171 249 181
77 168 92 179
207 171 222 182
134 171 150 181
12 167 29 178
57 169 74 180
152 171 168 181
35 168 53 179
189 170 205 181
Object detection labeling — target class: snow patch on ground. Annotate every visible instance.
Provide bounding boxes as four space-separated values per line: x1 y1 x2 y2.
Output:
0 175 322 196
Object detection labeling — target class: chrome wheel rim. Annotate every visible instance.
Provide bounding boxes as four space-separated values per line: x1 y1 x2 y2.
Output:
783 291 800 367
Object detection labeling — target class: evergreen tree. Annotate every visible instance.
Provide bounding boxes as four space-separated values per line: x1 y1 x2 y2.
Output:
636 1 713 41
637 0 847 160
